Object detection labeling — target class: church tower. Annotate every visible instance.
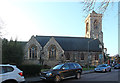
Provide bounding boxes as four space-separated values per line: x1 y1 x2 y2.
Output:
85 11 103 44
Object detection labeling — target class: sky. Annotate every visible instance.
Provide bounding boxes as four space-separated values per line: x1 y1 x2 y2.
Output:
118 2 120 56
0 0 118 56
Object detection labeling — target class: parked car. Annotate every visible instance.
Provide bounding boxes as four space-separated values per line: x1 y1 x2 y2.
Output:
0 64 25 83
40 62 82 82
112 63 117 67
114 64 120 69
94 64 111 72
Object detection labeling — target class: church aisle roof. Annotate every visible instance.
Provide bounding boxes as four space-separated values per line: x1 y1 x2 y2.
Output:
35 35 102 52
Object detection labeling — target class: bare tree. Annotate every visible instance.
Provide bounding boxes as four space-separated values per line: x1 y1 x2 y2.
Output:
82 0 113 15
0 18 3 64
0 18 5 37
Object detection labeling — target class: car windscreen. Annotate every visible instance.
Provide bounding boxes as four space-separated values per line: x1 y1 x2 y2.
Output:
98 64 107 67
52 64 64 70
74 63 82 68
116 64 120 66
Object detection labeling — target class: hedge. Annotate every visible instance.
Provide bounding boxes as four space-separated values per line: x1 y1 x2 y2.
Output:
18 65 42 77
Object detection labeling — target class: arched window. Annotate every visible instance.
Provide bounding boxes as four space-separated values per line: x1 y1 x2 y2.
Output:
95 55 98 60
81 53 84 60
29 45 37 59
48 45 56 60
65 53 70 60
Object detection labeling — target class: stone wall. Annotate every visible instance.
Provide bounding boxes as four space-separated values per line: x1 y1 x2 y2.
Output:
24 36 42 60
24 36 104 67
24 36 65 67
85 11 103 44
43 37 65 67
64 51 102 67
24 36 42 64
23 59 40 65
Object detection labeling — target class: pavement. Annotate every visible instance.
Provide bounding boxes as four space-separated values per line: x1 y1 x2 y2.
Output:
25 70 94 83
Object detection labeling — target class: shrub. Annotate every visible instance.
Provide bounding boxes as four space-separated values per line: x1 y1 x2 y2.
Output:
89 66 96 68
18 65 42 77
42 65 51 69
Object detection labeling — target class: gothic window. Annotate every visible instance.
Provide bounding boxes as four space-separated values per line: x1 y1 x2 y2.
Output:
65 53 70 60
49 45 56 60
29 45 37 59
94 20 98 29
81 53 84 60
95 55 98 60
96 34 99 38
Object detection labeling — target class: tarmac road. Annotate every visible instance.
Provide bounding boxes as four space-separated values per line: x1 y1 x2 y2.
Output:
27 69 120 83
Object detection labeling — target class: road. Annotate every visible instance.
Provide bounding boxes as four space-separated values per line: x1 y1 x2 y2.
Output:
28 69 120 83
77 69 119 81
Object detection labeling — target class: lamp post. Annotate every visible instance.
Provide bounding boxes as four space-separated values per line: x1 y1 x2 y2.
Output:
88 38 96 70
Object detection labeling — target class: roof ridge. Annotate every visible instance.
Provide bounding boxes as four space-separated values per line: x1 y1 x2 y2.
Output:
35 35 93 39
31 35 101 52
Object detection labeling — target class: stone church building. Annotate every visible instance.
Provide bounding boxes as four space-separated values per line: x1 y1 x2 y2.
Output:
23 11 104 67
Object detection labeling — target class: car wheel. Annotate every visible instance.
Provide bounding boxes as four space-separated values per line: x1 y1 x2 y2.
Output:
54 75 61 83
102 69 106 73
76 73 81 79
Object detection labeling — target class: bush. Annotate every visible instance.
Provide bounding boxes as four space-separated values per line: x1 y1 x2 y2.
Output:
2 39 24 65
18 65 42 77
89 66 96 68
83 64 88 68
42 65 51 69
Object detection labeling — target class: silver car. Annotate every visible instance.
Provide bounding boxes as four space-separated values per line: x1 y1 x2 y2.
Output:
94 64 111 72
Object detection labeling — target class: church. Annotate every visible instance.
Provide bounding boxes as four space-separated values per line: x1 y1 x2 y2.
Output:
23 11 104 67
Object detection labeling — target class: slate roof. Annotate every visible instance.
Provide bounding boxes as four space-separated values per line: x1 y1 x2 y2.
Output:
35 35 102 52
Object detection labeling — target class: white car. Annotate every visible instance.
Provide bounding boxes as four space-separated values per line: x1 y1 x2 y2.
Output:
0 64 25 83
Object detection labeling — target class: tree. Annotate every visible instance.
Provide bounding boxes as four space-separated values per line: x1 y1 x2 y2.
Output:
82 0 112 15
0 18 5 37
0 38 2 64
0 18 4 64
2 38 24 65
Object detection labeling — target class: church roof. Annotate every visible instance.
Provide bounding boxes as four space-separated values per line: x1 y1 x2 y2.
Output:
91 10 97 14
35 35 102 52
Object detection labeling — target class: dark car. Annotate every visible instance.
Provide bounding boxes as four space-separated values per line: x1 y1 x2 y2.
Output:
40 62 82 82
114 64 120 69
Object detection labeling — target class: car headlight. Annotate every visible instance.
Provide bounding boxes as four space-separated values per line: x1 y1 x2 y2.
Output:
46 72 52 76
